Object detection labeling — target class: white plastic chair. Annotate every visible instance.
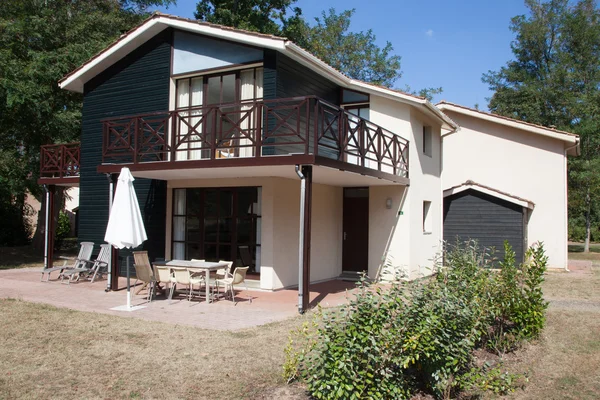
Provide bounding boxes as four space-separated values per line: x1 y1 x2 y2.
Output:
168 267 205 303
215 266 251 305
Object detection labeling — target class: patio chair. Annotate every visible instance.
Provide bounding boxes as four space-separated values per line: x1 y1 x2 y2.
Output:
214 266 251 305
168 267 205 303
40 241 94 282
133 251 156 301
153 265 173 294
60 244 111 284
213 260 233 297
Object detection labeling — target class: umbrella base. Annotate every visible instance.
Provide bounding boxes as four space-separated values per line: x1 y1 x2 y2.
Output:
110 304 147 312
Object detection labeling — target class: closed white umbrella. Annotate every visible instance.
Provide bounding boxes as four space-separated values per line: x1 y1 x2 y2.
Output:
105 167 147 310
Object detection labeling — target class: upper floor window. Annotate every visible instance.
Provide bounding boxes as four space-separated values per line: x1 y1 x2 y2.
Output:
423 126 432 157
175 67 264 110
174 67 264 160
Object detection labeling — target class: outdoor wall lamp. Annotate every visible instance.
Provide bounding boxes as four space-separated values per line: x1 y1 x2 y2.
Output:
386 197 393 209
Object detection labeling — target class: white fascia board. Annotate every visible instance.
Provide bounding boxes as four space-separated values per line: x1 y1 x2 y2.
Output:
59 16 287 93
438 103 578 145
443 184 534 210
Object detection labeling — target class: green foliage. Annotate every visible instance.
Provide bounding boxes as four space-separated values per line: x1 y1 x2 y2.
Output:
194 0 301 37
193 1 439 93
284 241 548 399
54 211 71 251
483 0 600 248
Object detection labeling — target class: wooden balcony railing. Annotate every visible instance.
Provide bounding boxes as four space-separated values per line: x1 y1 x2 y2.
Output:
102 96 409 177
40 143 81 179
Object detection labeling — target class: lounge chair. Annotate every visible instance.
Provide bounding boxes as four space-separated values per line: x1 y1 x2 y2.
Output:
60 244 111 284
40 241 94 282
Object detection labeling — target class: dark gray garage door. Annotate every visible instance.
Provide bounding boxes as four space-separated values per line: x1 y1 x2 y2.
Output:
443 189 525 263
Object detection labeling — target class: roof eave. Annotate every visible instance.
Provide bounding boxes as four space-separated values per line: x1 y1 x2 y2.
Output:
437 103 579 145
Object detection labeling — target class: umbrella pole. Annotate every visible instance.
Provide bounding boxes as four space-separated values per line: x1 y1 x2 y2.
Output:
126 256 131 309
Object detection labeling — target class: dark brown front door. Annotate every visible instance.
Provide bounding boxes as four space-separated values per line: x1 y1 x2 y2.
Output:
342 188 369 272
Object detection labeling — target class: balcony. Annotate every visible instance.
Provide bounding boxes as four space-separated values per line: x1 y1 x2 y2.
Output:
38 143 81 186
100 96 409 182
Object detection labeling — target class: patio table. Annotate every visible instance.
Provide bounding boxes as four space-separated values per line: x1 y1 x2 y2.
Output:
155 260 228 303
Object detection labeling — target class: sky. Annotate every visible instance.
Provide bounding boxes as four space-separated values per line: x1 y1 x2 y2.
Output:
154 0 531 109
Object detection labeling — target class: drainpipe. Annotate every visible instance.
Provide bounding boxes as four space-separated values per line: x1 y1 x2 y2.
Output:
43 185 50 271
295 165 306 314
106 173 114 291
563 140 580 272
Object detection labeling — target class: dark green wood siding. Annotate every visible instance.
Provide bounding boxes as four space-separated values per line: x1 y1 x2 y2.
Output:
443 189 525 263
81 30 171 273
275 53 339 103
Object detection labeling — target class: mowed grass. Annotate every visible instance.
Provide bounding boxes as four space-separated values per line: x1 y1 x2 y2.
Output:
0 249 598 399
505 267 600 400
0 299 307 400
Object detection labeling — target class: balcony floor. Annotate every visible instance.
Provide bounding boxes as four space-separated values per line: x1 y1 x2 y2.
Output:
101 161 408 187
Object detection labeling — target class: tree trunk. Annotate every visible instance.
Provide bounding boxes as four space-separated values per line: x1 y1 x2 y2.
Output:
32 186 65 254
584 187 591 253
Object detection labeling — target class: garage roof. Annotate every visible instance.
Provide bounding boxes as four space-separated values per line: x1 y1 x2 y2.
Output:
444 180 535 210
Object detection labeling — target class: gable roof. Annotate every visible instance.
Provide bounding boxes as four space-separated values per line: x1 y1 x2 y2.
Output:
437 101 579 151
444 180 535 210
59 12 457 130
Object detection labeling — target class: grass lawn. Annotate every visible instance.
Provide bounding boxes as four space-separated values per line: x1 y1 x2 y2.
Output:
0 250 598 399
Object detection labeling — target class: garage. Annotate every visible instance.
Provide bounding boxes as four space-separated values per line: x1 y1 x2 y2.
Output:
443 186 530 264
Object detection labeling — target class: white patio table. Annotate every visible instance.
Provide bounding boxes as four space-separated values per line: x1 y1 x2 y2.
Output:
159 260 228 303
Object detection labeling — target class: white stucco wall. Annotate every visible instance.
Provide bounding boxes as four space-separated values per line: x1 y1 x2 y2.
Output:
441 111 569 269
366 96 444 279
166 177 342 290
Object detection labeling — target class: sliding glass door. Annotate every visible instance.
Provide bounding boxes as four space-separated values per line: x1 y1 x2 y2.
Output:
172 187 262 274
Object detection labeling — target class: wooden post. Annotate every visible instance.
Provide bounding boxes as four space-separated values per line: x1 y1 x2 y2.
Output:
301 165 313 312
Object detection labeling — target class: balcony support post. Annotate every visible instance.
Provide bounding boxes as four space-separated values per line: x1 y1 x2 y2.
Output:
295 164 313 314
43 184 56 271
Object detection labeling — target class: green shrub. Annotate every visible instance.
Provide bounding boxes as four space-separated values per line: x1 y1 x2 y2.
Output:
284 241 548 399
54 211 71 250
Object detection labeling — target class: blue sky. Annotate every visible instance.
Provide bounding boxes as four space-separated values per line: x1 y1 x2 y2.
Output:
154 0 530 109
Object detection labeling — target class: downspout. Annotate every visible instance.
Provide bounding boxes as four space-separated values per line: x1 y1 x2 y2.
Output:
43 185 50 271
295 165 306 314
106 173 114 291
563 140 580 272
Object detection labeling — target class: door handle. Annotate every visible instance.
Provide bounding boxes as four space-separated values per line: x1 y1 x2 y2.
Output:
343 232 347 241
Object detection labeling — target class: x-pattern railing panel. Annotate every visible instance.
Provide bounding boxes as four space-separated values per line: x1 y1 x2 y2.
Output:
99 96 409 177
40 143 80 179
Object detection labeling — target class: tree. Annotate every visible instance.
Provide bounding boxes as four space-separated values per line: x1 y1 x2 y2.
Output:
194 1 435 92
0 0 175 248
483 0 600 251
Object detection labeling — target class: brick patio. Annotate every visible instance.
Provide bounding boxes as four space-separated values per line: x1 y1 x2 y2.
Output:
0 268 357 331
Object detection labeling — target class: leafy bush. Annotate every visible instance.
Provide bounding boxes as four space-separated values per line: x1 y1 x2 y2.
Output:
54 211 71 250
284 241 548 399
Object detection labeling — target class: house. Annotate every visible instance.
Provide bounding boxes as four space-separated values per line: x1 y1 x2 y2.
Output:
438 102 579 269
38 13 457 312
38 13 577 313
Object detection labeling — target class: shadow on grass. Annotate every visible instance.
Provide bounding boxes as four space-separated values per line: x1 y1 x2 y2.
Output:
0 240 79 270
568 243 600 253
